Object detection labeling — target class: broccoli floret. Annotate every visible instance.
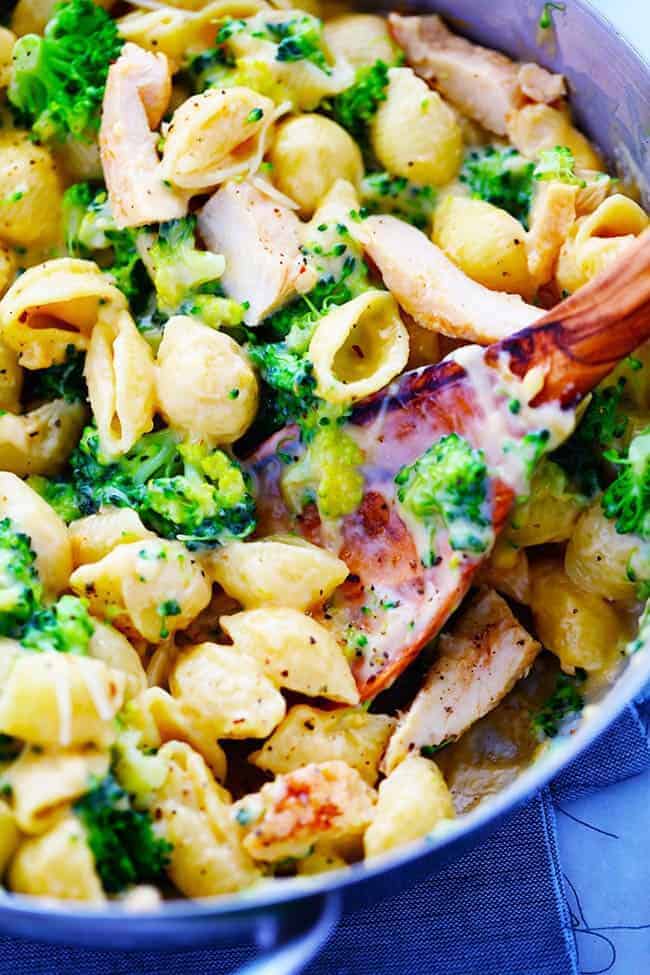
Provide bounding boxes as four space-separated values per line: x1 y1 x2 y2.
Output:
8 0 123 144
27 475 82 523
23 343 87 405
0 518 42 638
361 172 437 230
532 668 586 738
395 433 492 565
63 183 151 313
282 418 364 519
70 426 256 547
74 773 172 894
460 146 535 226
185 46 235 93
148 217 226 314
601 426 650 538
324 60 390 144
21 594 94 654
248 342 317 430
265 16 330 72
552 379 628 496
533 145 584 185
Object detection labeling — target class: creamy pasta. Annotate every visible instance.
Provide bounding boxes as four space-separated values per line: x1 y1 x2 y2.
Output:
0 0 647 904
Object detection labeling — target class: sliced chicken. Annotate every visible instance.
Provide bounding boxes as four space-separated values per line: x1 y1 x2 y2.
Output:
198 181 316 326
383 589 541 773
234 761 376 862
389 14 565 136
100 42 186 229
351 215 543 344
526 181 579 288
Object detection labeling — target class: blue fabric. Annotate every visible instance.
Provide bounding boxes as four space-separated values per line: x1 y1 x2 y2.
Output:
0 695 648 975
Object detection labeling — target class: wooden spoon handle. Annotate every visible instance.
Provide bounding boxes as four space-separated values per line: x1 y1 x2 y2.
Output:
490 227 650 406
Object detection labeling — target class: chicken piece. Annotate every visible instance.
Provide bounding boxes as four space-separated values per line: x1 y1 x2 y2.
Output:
235 761 376 862
198 181 315 326
526 181 579 289
383 589 541 773
351 215 542 344
100 42 186 229
389 14 565 136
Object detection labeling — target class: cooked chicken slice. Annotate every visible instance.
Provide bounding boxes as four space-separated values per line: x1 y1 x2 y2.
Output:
234 761 376 862
389 14 565 136
383 589 541 773
100 42 186 229
526 181 579 288
351 215 542 344
198 181 316 326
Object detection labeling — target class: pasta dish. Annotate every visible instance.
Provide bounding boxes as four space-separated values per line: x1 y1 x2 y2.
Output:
0 0 647 903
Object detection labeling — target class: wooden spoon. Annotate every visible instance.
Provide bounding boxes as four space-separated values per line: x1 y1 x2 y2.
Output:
249 230 650 701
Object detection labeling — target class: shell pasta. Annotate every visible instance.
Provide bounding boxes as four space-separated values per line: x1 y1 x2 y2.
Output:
0 0 646 906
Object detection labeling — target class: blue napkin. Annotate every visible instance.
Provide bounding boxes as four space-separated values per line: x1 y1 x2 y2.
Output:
1 698 648 975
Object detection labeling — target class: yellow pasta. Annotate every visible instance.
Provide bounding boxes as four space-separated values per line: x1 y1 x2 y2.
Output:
151 741 258 896
371 67 463 186
269 114 363 217
310 290 409 403
207 534 348 610
6 746 109 835
0 28 14 89
68 508 155 568
322 13 398 68
526 181 579 289
156 316 259 444
0 338 22 413
0 400 85 478
0 471 72 596
0 652 125 748
557 194 649 294
250 704 395 784
530 560 625 675
0 258 126 369
125 687 228 782
434 195 533 298
505 460 586 548
161 87 280 190
506 103 604 171
364 755 455 858
221 608 359 704
0 800 19 878
9 815 104 902
170 641 286 738
85 309 157 458
70 539 211 644
87 621 148 700
565 504 641 602
0 128 62 249
0 246 16 301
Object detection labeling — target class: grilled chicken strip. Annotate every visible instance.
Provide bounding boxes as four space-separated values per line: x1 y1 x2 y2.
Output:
351 215 543 344
383 589 541 772
198 180 315 327
100 43 186 228
388 14 565 136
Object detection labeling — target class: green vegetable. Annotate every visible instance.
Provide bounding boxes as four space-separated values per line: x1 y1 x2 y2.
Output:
531 668 586 738
21 594 94 655
63 183 150 313
534 146 584 185
8 0 123 144
23 343 87 404
148 217 226 314
395 433 492 566
26 476 82 523
282 419 364 519
602 426 650 538
0 518 42 639
265 16 330 73
324 60 390 143
248 342 317 430
74 773 172 894
539 2 566 30
361 172 437 230
70 425 256 548
460 146 535 226
552 379 628 496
